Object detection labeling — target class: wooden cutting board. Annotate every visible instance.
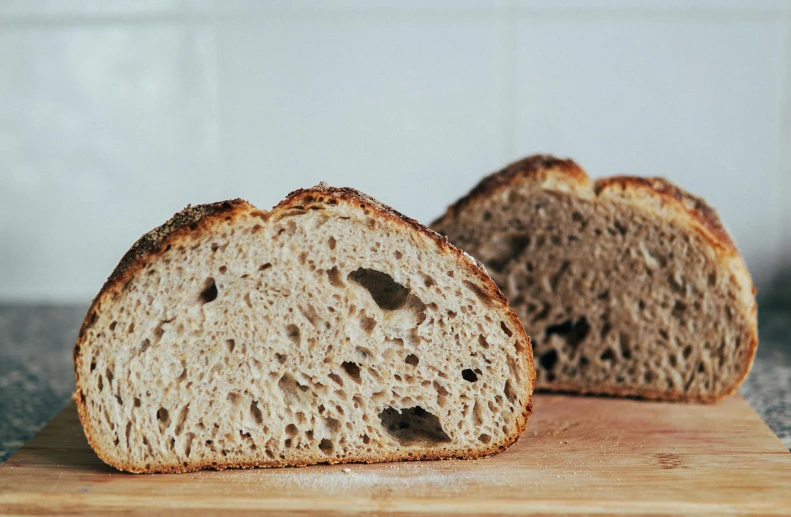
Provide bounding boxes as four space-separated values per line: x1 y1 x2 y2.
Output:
1 394 790 516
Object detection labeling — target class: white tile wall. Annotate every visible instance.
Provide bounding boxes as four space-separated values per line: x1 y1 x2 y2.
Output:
215 17 502 220
512 15 787 284
0 0 789 301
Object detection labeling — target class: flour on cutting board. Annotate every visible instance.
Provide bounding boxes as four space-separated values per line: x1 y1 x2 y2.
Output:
233 461 520 494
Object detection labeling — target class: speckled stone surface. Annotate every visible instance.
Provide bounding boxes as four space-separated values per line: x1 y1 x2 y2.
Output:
738 307 791 448
0 304 86 462
0 303 789 463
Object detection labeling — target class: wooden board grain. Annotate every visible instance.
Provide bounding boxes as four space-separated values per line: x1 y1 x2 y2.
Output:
1 394 790 516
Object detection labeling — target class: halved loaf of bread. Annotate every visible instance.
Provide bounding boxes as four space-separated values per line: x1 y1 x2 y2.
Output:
432 156 757 402
74 185 534 473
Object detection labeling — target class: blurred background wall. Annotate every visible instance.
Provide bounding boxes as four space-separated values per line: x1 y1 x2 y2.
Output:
1 0 789 302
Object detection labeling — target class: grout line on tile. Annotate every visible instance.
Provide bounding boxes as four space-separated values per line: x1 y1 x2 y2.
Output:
0 7 789 28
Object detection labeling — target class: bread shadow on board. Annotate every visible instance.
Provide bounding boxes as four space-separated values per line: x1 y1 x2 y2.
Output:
532 387 724 404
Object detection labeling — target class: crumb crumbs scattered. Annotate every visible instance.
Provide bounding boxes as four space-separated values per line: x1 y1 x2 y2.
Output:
343 468 351 474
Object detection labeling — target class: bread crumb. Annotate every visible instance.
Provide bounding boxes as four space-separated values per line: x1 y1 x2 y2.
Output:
343 468 351 474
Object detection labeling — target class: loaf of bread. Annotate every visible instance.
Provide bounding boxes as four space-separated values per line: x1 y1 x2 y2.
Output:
73 184 535 473
432 156 757 402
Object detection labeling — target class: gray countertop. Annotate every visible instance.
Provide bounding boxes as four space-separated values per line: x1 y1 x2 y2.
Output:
1 303 789 463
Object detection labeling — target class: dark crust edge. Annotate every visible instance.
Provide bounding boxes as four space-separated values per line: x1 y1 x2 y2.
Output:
594 176 738 255
73 186 536 474
431 154 758 403
433 154 589 224
73 199 253 365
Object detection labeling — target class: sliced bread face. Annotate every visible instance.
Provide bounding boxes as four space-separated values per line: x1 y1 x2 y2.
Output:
432 156 757 402
74 185 534 473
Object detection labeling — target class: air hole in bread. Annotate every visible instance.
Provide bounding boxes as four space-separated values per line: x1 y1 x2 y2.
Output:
139 339 151 354
299 304 321 327
500 321 513 337
672 300 687 320
355 347 373 361
600 321 612 340
348 268 409 310
478 335 490 349
539 349 558 372
503 380 517 404
250 400 264 425
619 333 632 359
174 404 189 436
548 261 570 293
359 314 377 334
433 381 449 407
327 266 344 287
286 325 300 345
341 362 361 383
546 317 591 351
600 348 616 364
176 364 187 382
461 369 478 382
259 263 272 272
325 416 340 434
225 339 235 353
405 354 419 366
478 433 491 444
184 433 195 457
319 438 334 455
463 281 492 307
156 408 170 433
199 278 218 304
487 235 532 273
379 406 451 446
105 368 114 386
153 319 169 343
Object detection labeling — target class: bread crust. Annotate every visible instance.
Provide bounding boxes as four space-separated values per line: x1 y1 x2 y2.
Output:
74 186 535 474
433 155 758 403
440 155 590 219
594 176 738 256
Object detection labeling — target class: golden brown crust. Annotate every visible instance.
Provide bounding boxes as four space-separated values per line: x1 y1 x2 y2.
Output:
594 176 738 255
73 186 535 474
74 199 253 362
437 155 589 223
433 154 758 403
